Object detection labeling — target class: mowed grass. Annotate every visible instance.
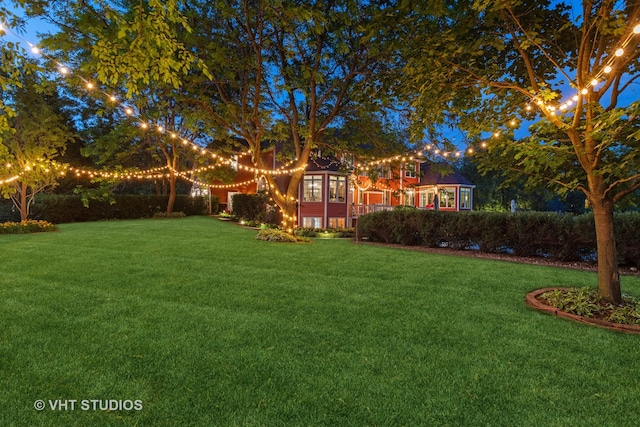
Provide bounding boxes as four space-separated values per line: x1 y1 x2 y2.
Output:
1 217 639 426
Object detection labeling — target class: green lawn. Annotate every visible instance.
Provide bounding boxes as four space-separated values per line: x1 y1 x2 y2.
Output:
1 216 639 426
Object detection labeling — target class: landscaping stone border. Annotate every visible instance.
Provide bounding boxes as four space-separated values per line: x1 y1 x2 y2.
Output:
526 287 640 335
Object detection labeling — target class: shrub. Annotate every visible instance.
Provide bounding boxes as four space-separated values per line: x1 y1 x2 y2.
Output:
153 212 187 218
356 209 640 266
0 220 57 234
231 192 276 224
27 194 211 223
255 229 310 243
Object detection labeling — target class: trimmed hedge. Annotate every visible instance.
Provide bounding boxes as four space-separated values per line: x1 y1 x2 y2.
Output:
357 210 640 266
7 194 215 224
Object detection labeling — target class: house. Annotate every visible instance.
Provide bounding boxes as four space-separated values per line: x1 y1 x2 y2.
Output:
211 149 475 228
297 156 475 229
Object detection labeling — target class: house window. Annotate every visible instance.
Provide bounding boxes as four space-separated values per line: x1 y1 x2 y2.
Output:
329 176 346 202
303 217 322 228
405 163 416 178
440 187 456 208
420 189 437 208
303 175 323 202
328 217 345 228
405 188 415 206
460 188 471 209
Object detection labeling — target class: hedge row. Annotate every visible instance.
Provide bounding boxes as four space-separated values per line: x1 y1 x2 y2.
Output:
357 209 640 266
0 194 215 224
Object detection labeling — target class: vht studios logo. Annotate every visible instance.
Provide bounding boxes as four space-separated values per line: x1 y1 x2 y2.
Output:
34 399 143 411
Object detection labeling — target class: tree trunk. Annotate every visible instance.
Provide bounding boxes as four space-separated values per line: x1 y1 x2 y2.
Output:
167 169 176 215
20 181 28 221
591 198 621 304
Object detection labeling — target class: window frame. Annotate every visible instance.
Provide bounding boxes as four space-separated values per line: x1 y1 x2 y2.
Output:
303 175 323 202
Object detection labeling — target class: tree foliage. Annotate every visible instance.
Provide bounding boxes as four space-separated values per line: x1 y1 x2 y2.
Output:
0 68 74 220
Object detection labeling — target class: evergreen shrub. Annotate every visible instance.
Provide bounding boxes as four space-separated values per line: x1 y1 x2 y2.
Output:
20 194 212 223
357 210 640 266
231 192 276 224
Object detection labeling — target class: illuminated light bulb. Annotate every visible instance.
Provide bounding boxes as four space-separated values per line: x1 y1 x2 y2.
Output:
157 126 164 133
182 139 189 145
493 132 500 137
560 104 568 111
615 48 624 57
434 149 440 154
573 95 579 101
590 79 599 86
443 152 448 157
25 166 31 171
566 100 573 106
86 82 94 90
109 95 117 102
481 142 488 148
30 45 40 54
604 65 612 73
634 24 640 34
140 123 148 129
59 66 69 75
548 105 556 111
536 99 544 105
581 88 588 95
510 119 517 126
170 133 177 139
467 148 474 154
125 107 134 115
525 105 532 111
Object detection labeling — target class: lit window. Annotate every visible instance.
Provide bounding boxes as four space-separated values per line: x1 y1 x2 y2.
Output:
405 188 415 206
440 187 456 208
328 217 345 228
303 217 322 228
329 176 346 202
303 175 323 202
460 188 471 209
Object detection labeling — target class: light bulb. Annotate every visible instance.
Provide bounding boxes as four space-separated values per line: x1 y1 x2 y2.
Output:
604 65 612 73
615 48 624 57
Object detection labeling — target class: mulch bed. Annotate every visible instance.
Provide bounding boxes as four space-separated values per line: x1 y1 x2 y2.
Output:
354 240 640 276
526 288 640 334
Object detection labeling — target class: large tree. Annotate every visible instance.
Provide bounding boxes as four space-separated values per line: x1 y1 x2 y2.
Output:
181 0 406 231
20 0 215 214
402 0 640 303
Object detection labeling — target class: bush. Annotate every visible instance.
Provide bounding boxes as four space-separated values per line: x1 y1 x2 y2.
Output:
232 192 276 224
356 209 640 266
26 194 211 223
0 220 57 234
153 212 187 218
255 229 310 243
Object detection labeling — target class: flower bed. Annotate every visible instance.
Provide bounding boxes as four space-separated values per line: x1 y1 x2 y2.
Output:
0 220 58 234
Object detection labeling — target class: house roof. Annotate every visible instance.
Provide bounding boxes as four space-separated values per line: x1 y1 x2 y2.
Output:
419 163 474 186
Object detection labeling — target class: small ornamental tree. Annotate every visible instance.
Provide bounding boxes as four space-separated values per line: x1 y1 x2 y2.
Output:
0 71 73 220
401 0 640 303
